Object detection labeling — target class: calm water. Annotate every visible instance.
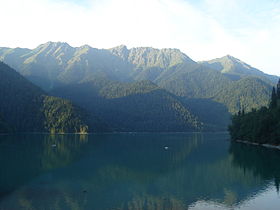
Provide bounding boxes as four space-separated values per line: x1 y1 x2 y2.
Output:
0 132 280 210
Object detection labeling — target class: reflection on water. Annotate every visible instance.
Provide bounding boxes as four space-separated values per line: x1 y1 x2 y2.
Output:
0 133 280 209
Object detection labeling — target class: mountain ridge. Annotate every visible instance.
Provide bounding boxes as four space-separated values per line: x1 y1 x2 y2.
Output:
199 55 278 83
1 42 277 86
0 42 200 90
0 41 277 120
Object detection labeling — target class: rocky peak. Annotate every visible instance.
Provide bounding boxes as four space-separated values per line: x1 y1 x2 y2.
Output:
109 45 129 60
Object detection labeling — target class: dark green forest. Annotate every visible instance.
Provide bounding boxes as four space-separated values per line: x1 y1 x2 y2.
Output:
51 78 204 132
0 62 91 133
229 79 280 144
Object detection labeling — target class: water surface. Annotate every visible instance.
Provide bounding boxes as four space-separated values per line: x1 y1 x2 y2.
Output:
0 133 279 209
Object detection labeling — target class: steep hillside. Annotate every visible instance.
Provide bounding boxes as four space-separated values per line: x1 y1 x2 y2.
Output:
0 62 92 133
51 78 204 132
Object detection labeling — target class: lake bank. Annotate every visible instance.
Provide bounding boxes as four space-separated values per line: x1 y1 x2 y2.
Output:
235 140 280 151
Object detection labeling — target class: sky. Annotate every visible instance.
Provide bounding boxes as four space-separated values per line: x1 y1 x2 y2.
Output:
0 0 279 76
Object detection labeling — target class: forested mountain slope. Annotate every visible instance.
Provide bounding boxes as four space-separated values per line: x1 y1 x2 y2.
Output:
51 78 205 132
0 62 92 133
214 77 272 113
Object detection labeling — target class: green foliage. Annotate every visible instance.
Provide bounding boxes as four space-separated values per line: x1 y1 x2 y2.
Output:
229 80 280 144
42 96 89 134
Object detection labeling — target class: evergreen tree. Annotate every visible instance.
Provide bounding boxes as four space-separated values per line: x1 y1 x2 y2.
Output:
229 82 280 145
270 87 277 109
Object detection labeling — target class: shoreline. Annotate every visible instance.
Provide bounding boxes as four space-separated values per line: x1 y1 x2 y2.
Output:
0 131 229 135
235 140 280 150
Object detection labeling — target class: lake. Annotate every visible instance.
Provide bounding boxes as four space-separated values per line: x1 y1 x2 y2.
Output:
0 132 279 210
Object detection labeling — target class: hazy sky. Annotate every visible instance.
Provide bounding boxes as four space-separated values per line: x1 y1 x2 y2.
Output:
0 0 279 76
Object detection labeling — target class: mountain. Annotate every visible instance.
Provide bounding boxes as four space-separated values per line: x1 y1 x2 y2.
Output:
1 43 276 90
0 42 277 122
109 48 275 114
199 55 278 83
0 62 94 133
0 42 133 90
0 42 198 90
50 78 206 132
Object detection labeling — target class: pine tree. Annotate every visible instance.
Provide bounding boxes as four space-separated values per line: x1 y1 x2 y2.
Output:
270 87 277 109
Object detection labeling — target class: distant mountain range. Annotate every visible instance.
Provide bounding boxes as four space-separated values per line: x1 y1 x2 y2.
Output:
0 42 197 90
0 42 278 132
